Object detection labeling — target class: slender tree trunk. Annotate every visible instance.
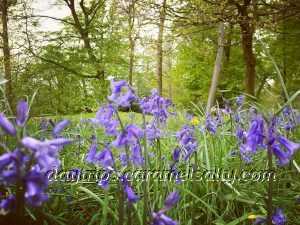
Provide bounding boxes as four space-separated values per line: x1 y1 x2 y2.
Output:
167 54 172 99
224 23 233 65
128 36 134 86
127 1 135 86
206 1 224 113
1 0 13 105
168 72 172 100
156 0 167 95
237 0 256 97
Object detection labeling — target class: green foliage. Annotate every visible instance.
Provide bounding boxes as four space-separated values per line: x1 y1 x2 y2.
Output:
172 30 215 106
4 0 300 114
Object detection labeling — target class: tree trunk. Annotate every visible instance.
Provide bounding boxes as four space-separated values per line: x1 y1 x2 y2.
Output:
128 1 135 86
156 0 167 95
129 36 134 86
1 0 13 105
206 1 224 113
238 0 256 97
240 22 255 97
167 54 172 99
224 23 233 65
65 0 104 80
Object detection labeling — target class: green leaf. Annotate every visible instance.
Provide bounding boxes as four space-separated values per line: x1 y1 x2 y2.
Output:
88 212 101 225
224 183 241 196
275 90 300 115
293 160 300 173
26 208 36 221
43 212 67 225
169 183 225 223
29 92 37 111
100 189 110 225
0 77 8 85
263 44 290 101
77 186 118 221
227 212 252 225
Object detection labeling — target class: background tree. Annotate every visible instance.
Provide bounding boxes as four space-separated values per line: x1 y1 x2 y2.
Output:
120 0 140 86
206 0 224 113
0 0 298 114
156 0 167 95
0 0 16 105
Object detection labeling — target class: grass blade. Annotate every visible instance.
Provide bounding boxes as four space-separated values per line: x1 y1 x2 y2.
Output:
77 186 118 221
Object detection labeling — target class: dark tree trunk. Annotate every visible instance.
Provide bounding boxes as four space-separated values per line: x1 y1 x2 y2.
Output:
1 0 13 105
64 0 104 80
237 0 256 97
240 22 255 97
156 0 167 95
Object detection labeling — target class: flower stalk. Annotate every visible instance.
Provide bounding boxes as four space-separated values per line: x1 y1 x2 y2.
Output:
142 113 149 225
267 145 274 225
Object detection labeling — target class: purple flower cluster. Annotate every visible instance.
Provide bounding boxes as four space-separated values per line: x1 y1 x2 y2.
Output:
281 107 296 131
91 102 144 168
112 123 144 166
254 208 286 225
39 118 48 137
202 114 218 134
223 98 232 115
151 190 180 225
16 100 29 128
146 123 161 142
236 115 299 166
168 148 183 185
238 117 265 163
108 79 137 107
97 171 110 189
0 100 73 214
86 144 113 168
120 175 140 204
52 119 70 137
177 125 198 162
112 123 144 148
0 112 17 136
139 89 175 156
0 195 15 215
91 104 118 136
140 89 173 125
21 137 73 170
234 108 247 125
235 95 245 106
86 79 145 206
268 128 299 167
